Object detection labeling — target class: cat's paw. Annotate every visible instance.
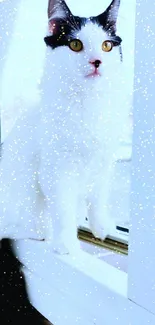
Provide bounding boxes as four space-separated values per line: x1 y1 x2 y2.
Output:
53 242 70 255
52 239 81 256
91 218 116 241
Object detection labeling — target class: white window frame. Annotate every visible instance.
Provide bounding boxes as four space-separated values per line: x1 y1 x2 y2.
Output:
3 0 155 323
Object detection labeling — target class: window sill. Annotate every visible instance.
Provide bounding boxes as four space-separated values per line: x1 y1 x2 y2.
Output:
14 239 155 325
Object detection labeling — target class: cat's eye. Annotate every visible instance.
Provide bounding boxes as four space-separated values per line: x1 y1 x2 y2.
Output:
102 40 113 52
69 39 83 52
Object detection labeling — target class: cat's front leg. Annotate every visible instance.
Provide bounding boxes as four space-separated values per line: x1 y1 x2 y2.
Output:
88 162 116 240
39 164 81 255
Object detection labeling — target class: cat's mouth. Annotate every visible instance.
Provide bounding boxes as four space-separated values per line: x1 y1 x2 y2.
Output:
85 68 101 78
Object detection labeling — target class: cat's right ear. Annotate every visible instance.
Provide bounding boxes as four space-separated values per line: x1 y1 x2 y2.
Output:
97 0 120 32
48 0 73 21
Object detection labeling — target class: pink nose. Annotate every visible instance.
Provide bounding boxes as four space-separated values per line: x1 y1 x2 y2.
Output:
89 59 102 68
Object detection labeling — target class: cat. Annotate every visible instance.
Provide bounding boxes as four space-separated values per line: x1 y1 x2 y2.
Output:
0 0 130 255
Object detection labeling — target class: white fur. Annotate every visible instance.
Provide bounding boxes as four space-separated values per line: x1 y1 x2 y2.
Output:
0 21 130 254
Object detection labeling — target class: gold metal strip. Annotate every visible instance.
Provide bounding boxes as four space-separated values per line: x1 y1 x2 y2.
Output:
78 228 128 255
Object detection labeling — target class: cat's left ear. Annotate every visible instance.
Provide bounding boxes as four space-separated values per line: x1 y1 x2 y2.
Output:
48 0 73 21
97 0 120 32
47 0 74 34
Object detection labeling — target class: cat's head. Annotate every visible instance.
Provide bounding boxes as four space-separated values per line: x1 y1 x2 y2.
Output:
44 0 122 88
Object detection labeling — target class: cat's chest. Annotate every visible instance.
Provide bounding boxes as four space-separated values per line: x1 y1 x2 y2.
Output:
41 88 122 157
40 112 104 168
40 136 104 181
50 97 107 140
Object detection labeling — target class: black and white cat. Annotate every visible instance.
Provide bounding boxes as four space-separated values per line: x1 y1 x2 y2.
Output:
0 0 129 254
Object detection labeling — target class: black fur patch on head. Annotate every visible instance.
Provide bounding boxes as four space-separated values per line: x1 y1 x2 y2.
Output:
89 15 122 46
90 15 115 35
44 17 86 49
44 0 122 51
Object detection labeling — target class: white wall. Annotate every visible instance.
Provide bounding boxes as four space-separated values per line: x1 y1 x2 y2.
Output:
128 0 155 314
0 0 47 140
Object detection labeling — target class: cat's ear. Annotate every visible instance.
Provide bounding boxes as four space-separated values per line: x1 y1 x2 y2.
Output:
97 0 120 32
48 0 73 21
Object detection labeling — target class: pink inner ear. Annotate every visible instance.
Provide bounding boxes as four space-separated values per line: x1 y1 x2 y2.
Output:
48 21 56 34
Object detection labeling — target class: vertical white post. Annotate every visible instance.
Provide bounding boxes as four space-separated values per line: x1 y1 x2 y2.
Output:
128 0 155 314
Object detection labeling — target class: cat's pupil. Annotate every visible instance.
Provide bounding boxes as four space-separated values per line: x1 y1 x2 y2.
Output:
104 41 111 48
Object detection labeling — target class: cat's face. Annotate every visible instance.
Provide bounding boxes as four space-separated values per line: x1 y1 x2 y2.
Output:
44 0 122 86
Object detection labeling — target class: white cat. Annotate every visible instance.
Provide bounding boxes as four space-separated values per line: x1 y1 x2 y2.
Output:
0 0 130 254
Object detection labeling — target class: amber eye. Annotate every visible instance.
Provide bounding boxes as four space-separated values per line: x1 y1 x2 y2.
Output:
69 39 83 52
102 40 113 52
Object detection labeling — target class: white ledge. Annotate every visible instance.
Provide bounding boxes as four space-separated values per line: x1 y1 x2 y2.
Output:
14 240 155 325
